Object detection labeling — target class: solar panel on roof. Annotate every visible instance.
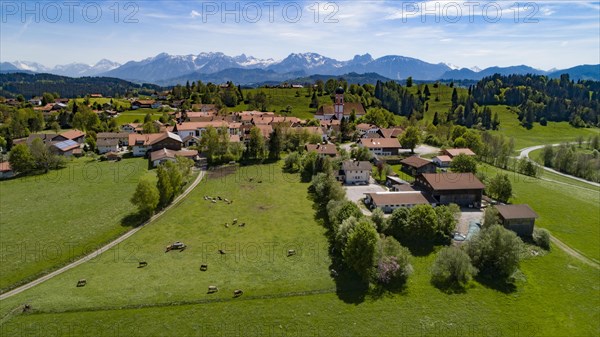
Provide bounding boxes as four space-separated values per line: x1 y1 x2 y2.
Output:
54 140 78 150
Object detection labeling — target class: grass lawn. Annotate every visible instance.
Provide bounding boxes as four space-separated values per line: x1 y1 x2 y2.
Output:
115 111 163 125
1 162 598 336
73 98 131 110
231 88 332 120
0 157 151 291
1 242 598 336
479 164 600 262
0 163 332 315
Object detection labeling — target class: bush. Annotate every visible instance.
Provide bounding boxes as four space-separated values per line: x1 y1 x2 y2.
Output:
533 228 551 250
375 236 413 286
327 199 363 230
466 225 523 278
431 246 477 289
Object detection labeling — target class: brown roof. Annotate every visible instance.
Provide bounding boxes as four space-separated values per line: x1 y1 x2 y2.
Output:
342 160 372 171
433 155 452 163
379 128 404 138
419 173 485 191
97 132 129 139
356 123 378 131
360 138 401 149
255 125 273 139
445 148 475 158
97 138 119 147
303 126 326 136
59 130 85 140
150 148 198 162
400 156 434 169
0 161 12 172
496 204 539 220
133 99 156 105
367 192 429 206
393 184 416 192
305 144 338 156
129 132 182 146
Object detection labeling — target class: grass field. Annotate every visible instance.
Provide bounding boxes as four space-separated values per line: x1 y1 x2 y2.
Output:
115 111 163 125
232 88 333 120
479 164 600 262
0 162 599 336
0 157 151 291
73 98 131 110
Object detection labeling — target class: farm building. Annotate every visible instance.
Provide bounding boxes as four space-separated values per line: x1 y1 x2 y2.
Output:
400 156 437 176
432 155 452 168
414 173 485 207
496 204 539 237
365 192 431 213
129 132 183 157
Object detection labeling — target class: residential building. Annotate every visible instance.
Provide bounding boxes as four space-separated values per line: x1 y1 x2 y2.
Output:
305 143 338 157
0 162 14 179
150 148 199 167
359 138 402 156
129 132 183 157
97 138 119 154
341 160 371 185
432 155 452 168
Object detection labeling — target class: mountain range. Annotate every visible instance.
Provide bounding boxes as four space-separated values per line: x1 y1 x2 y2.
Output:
1 52 598 85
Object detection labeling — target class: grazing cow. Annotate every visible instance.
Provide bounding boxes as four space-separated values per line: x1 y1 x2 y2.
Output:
22 304 31 313
219 249 226 255
287 249 296 257
138 261 148 268
239 222 246 227
77 279 87 287
232 218 238 224
225 223 229 228
233 289 243 297
208 286 218 293
211 200 217 203
217 196 222 200
200 264 208 271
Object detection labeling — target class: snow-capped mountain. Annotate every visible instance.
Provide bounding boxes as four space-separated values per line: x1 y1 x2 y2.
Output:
470 66 482 72
7 59 121 77
11 61 51 73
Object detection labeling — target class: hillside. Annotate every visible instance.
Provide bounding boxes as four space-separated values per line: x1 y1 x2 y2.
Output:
0 72 162 98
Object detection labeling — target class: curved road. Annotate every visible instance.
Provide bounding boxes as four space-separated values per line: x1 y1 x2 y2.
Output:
518 144 600 187
0 169 206 301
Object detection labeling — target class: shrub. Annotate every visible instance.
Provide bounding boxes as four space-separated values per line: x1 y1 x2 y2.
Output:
327 199 363 229
431 246 477 288
375 236 413 285
533 228 551 250
466 225 523 278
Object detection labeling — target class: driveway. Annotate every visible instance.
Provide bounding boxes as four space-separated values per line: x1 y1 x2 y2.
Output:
344 182 387 215
456 208 484 235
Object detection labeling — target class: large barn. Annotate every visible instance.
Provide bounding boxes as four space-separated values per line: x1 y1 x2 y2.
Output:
414 173 485 207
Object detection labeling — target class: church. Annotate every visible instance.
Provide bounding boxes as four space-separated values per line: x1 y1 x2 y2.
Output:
315 87 366 120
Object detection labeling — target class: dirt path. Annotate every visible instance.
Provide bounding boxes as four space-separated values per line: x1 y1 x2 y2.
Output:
550 236 599 269
0 169 206 301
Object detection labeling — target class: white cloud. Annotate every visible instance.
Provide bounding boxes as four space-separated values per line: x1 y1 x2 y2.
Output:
190 10 201 19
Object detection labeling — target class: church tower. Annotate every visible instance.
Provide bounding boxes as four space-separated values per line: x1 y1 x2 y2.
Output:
334 86 345 120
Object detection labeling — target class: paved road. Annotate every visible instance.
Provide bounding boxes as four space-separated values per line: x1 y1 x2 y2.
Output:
0 169 206 301
518 144 599 187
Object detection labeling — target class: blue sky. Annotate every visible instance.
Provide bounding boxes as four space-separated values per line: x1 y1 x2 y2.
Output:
1 0 599 70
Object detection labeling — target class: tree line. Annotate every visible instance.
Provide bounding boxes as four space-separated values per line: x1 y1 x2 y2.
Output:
471 74 599 127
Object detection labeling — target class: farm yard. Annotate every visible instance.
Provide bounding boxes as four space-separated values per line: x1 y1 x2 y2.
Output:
0 162 599 336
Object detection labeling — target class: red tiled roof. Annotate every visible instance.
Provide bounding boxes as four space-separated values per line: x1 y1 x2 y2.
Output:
59 129 85 140
445 148 475 158
359 138 401 149
305 144 338 156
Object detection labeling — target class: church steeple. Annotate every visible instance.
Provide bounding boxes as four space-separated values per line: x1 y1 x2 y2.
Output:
334 86 345 120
